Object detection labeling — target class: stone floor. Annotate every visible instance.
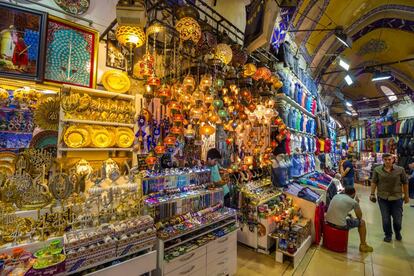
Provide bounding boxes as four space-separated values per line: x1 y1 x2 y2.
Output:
236 185 414 276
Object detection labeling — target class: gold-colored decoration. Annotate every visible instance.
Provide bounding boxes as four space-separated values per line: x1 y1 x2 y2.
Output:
62 93 80 112
116 25 146 48
64 125 91 148
116 127 135 148
101 70 131 93
215 43 233 65
77 94 92 112
175 17 201 44
199 124 215 136
90 126 112 148
34 97 60 130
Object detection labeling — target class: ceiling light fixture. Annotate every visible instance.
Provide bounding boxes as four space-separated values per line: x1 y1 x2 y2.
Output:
344 75 353 85
338 58 350 70
372 71 392 82
345 110 352 116
345 100 352 107
335 28 352 48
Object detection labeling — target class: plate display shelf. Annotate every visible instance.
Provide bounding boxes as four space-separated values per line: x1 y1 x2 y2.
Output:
57 85 137 157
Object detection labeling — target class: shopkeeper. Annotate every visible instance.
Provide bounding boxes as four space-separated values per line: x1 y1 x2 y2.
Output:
207 148 230 205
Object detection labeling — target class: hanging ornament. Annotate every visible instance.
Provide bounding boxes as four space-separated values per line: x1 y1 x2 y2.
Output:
215 43 233 65
116 25 146 48
199 74 213 92
199 124 215 136
197 26 217 54
243 63 257 77
183 75 196 92
175 17 202 44
212 99 224 109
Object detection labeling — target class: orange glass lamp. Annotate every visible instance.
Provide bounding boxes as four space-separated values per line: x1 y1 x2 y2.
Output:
168 100 182 113
164 135 177 147
170 126 183 135
173 113 184 123
157 84 171 103
199 123 215 137
199 74 212 91
243 63 257 77
154 141 166 155
183 75 196 92
145 152 158 166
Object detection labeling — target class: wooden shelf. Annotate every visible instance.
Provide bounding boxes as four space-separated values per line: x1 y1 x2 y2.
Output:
276 93 315 118
62 85 135 100
62 118 135 128
58 147 133 152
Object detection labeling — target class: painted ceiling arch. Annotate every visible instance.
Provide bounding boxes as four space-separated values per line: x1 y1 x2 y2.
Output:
290 0 414 115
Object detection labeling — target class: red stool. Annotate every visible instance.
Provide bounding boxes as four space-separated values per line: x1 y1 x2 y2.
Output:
323 223 349 252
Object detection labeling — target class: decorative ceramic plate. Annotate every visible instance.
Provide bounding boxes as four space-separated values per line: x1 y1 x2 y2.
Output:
30 130 58 149
63 125 90 148
33 254 66 270
101 70 131 94
116 127 135 148
54 0 90 15
90 126 111 148
0 151 17 163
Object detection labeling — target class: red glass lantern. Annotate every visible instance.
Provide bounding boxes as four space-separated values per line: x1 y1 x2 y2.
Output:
164 135 176 147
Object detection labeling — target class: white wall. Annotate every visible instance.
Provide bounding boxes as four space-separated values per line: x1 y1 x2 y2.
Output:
391 101 414 118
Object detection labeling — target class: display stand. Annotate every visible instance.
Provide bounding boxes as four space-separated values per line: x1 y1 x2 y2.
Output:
272 235 312 268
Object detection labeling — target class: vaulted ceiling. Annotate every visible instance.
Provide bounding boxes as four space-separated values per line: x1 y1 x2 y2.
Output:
290 0 414 119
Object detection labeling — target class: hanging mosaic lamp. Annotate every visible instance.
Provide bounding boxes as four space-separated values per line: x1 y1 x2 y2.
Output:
154 141 166 155
147 74 161 87
243 63 257 77
116 25 146 48
168 100 182 113
156 84 171 103
199 74 212 92
215 43 233 65
143 84 154 100
212 99 224 109
146 22 165 36
204 94 214 107
183 75 196 92
184 124 196 139
164 135 177 147
175 17 202 44
199 124 215 136
145 152 158 166
218 109 228 118
208 112 220 124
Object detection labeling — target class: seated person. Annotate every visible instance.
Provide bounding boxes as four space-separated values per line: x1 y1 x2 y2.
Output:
325 187 373 252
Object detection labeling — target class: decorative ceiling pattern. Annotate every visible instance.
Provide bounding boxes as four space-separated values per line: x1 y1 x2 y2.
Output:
291 0 414 116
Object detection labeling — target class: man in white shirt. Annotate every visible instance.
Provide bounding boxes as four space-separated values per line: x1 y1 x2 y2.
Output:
326 187 373 252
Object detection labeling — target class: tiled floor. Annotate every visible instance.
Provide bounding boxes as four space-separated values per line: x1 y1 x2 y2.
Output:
236 185 414 275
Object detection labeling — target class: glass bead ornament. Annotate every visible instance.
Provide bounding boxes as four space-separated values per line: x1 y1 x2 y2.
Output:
215 43 233 65
175 17 202 44
116 25 146 48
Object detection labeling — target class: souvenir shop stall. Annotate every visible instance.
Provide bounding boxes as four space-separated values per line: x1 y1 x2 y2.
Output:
0 1 343 275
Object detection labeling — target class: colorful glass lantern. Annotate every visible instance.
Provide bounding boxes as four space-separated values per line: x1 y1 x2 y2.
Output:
116 25 146 48
146 22 165 36
218 109 228 118
156 84 171 103
168 100 182 113
173 113 184 123
175 17 202 44
215 78 224 89
208 112 220 124
147 75 161 87
143 84 154 100
243 63 257 77
184 124 196 138
199 124 215 136
231 44 248 67
170 126 183 135
204 94 214 107
199 74 212 92
192 90 204 102
164 135 176 147
212 99 223 109
183 75 196 92
215 43 233 65
154 141 166 155
145 152 158 165
190 106 203 120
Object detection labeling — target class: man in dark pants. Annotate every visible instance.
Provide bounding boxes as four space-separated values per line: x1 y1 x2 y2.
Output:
370 153 409 242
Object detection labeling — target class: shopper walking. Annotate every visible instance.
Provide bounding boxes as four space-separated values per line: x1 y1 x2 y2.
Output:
341 155 355 187
370 153 409 242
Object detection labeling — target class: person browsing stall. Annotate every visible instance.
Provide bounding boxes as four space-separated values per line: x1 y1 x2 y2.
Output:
326 187 373 252
370 153 409 242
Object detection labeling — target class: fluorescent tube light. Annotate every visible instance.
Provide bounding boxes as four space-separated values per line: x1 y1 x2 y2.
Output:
344 75 353 85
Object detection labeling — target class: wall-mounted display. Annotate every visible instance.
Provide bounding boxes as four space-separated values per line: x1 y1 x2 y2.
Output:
44 16 98 88
106 37 128 71
0 3 47 82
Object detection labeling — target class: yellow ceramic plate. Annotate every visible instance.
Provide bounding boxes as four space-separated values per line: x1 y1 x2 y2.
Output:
101 70 131 94
116 127 135 148
64 125 90 148
90 126 111 148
